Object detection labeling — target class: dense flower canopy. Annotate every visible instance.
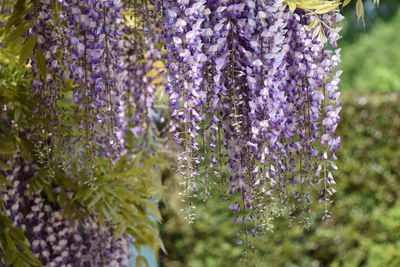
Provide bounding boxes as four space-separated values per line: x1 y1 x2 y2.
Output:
1 0 347 265
163 0 343 256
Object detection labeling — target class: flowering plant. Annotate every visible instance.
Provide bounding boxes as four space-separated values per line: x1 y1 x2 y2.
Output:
0 0 382 265
1 0 166 266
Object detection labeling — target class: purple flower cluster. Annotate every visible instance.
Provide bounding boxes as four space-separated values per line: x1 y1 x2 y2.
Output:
28 0 165 173
65 0 126 166
163 0 343 246
118 1 164 150
163 0 208 222
28 0 128 184
13 2 165 264
1 159 130 266
13 0 344 261
30 1 63 121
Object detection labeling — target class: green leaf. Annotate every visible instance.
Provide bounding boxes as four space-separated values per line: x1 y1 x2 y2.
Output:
136 255 150 267
88 192 103 209
0 173 11 186
4 235 17 265
0 135 15 154
286 0 297 12
4 19 34 45
151 60 165 68
115 223 126 239
147 202 162 221
5 0 33 31
14 105 22 122
35 48 47 80
356 0 364 19
19 36 37 65
342 0 352 7
17 137 33 161
159 238 167 255
0 160 12 171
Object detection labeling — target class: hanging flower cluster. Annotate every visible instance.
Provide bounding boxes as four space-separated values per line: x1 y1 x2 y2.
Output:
67 0 124 159
3 0 346 264
28 0 129 186
27 0 166 169
1 1 165 264
118 0 165 150
163 0 343 252
1 159 130 266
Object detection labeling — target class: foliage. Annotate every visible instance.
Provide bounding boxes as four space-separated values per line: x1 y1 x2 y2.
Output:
340 9 400 92
0 57 43 266
159 91 400 266
0 209 43 267
341 0 380 19
285 0 380 20
0 2 167 265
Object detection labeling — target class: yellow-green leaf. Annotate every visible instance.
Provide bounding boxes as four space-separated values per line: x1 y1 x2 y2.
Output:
4 19 33 45
342 0 352 7
35 48 47 80
0 160 12 171
146 70 162 78
356 0 364 19
306 19 320 31
14 105 22 122
151 60 165 68
136 255 150 267
150 77 165 85
286 1 297 12
0 173 11 186
19 35 37 65
312 25 321 40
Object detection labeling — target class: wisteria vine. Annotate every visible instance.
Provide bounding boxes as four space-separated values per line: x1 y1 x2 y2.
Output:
2 0 163 265
2 0 346 265
27 0 126 188
2 159 130 266
163 0 343 258
25 0 165 181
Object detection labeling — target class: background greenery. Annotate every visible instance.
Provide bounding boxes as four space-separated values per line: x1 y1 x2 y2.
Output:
340 0 400 92
159 1 400 266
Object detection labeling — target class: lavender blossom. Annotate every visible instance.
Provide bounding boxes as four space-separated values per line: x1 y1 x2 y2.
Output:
162 0 343 256
1 159 130 266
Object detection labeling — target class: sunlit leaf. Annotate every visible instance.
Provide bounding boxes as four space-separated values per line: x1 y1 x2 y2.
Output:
19 35 37 65
35 48 47 80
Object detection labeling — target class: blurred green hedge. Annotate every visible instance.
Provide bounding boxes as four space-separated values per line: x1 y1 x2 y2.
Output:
340 9 400 92
159 92 400 267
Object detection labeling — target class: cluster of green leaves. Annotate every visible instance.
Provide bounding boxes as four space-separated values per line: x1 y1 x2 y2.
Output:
0 48 43 266
284 0 342 43
285 0 341 14
159 91 400 266
285 0 380 19
342 0 380 19
0 209 42 267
